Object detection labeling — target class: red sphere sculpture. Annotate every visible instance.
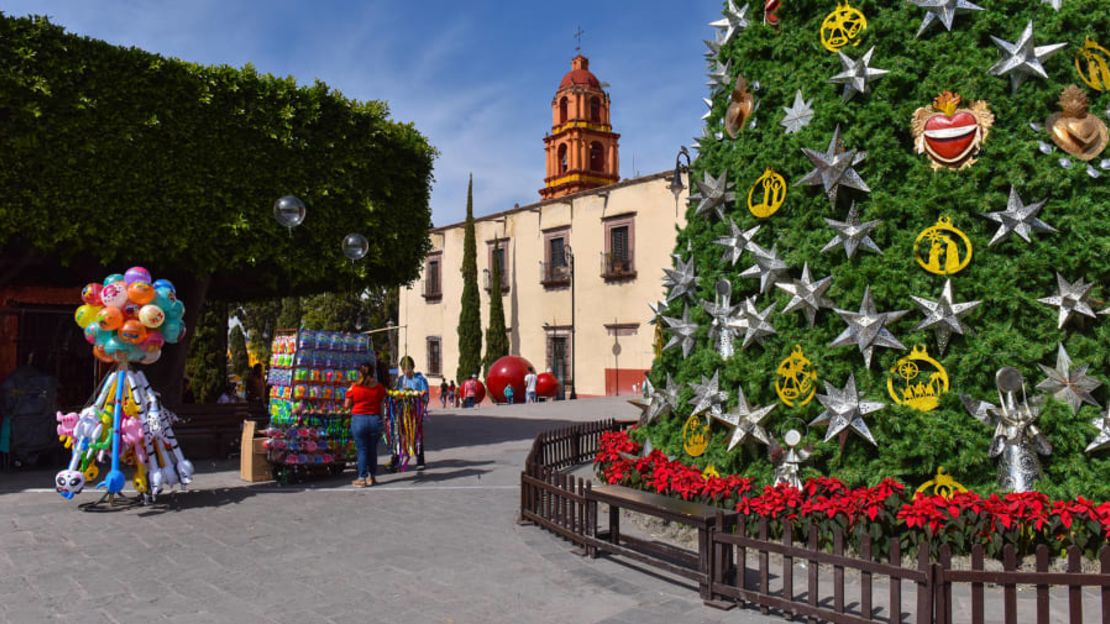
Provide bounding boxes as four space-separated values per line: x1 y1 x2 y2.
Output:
535 371 559 398
472 379 486 405
485 355 533 404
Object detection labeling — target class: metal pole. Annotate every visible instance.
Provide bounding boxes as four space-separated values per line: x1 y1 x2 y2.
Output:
568 246 577 400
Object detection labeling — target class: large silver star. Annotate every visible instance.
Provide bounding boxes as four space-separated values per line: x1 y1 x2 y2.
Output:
908 0 984 38
732 296 777 350
1086 405 1110 453
799 125 870 207
988 21 1067 94
1036 343 1102 415
690 170 736 220
702 97 715 121
809 374 882 446
911 279 981 355
689 370 729 423
636 373 682 426
709 1 750 46
776 262 834 328
780 90 814 134
707 60 732 91
822 202 883 258
662 255 698 303
713 385 775 451
648 300 669 324
829 46 889 102
741 244 790 294
662 305 699 358
980 186 1056 247
1037 273 1097 329
714 219 761 266
704 31 724 61
830 286 907 368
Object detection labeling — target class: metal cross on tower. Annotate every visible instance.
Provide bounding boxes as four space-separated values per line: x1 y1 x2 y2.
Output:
574 26 585 53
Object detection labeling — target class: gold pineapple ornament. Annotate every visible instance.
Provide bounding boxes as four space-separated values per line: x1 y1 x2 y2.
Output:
1046 85 1108 161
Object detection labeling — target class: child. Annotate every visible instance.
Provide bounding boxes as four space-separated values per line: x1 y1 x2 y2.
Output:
503 384 515 405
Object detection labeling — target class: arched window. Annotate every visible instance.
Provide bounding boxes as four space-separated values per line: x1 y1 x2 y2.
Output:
589 142 604 172
589 97 601 122
559 97 568 124
557 144 568 174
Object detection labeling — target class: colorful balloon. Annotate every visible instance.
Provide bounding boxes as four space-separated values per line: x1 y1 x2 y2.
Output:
92 345 114 363
124 266 152 285
155 286 177 303
140 349 162 365
81 283 103 306
127 282 155 305
138 304 165 328
100 283 128 308
103 273 126 285
83 324 99 344
75 304 102 328
165 299 185 320
152 279 175 294
96 307 124 331
139 330 165 353
119 320 148 344
162 319 183 344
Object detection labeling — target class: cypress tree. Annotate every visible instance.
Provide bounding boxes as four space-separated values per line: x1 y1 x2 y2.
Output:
229 324 250 379
457 174 483 381
483 240 509 376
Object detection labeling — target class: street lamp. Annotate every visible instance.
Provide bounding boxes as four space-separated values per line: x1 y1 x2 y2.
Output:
565 244 577 400
668 146 692 217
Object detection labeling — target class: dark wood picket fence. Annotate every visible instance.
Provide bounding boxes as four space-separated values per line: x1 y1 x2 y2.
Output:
519 420 1110 623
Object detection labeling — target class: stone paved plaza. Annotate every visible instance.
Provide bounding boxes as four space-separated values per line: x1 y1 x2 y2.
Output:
0 398 775 624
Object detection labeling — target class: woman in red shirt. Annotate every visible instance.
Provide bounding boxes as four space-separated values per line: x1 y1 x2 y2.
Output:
345 362 388 487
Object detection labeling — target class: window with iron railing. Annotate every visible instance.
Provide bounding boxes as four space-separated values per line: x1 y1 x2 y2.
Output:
426 337 441 376
483 244 510 292
541 235 571 287
601 222 635 280
423 258 442 300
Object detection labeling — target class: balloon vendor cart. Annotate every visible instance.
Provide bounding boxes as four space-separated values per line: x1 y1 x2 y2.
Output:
263 329 370 483
58 267 193 510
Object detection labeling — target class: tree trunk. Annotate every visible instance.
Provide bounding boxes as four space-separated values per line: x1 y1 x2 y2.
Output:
145 273 211 408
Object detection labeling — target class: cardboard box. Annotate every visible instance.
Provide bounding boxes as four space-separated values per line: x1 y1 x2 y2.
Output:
240 420 272 482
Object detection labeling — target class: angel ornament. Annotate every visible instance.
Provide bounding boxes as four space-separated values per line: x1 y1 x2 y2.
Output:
960 367 1052 493
770 429 812 490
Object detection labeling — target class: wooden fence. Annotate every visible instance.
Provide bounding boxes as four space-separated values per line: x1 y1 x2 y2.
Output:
520 421 1110 623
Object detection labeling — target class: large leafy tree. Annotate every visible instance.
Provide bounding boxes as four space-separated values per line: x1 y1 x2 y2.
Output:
457 175 482 381
229 324 250 380
483 241 509 376
0 14 436 404
236 299 281 363
644 0 1110 499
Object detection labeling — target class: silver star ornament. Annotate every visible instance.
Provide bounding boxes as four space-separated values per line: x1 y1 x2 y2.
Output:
829 46 889 102
908 0 984 38
741 244 790 294
690 170 737 220
912 279 981 355
713 386 775 451
714 219 761 266
733 296 777 350
662 255 699 303
776 262 834 327
1037 273 1098 329
988 21 1067 94
1086 405 1110 453
809 374 882 446
637 373 683 426
1036 343 1102 415
800 125 870 207
689 370 729 423
662 305 699 358
980 186 1056 247
780 90 814 134
830 286 907 368
709 1 750 46
707 61 732 91
822 202 883 258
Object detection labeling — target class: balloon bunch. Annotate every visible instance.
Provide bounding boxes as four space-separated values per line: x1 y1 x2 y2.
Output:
54 370 193 501
74 266 185 365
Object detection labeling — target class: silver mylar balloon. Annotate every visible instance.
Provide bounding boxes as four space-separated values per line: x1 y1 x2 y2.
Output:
342 233 369 261
273 195 307 230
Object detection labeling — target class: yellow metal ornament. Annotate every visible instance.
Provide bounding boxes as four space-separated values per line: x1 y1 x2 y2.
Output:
914 216 972 276
1074 37 1110 92
747 168 787 218
775 344 817 408
887 344 949 412
914 466 967 499
702 465 720 480
820 1 867 53
682 414 711 457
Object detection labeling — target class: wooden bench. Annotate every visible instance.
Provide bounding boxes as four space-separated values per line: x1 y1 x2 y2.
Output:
173 404 255 459
586 484 738 602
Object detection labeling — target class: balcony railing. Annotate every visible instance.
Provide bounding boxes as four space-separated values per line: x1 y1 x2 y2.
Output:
539 261 571 287
483 270 510 293
422 280 442 301
600 252 636 281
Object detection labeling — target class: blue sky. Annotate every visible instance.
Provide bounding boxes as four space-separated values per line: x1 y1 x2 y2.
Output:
2 1 716 226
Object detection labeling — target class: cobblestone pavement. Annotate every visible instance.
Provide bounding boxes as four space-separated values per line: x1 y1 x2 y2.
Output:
0 398 776 624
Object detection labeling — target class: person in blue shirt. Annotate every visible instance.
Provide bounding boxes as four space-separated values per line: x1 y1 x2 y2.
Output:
390 355 429 471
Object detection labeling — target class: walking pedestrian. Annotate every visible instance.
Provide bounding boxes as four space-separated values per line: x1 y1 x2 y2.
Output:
439 379 449 409
448 380 457 408
462 374 478 408
345 361 387 488
524 366 537 404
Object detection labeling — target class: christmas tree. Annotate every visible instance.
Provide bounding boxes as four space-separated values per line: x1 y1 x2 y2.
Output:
644 0 1110 500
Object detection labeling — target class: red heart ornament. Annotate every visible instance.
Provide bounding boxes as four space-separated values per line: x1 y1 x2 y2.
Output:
923 111 980 164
